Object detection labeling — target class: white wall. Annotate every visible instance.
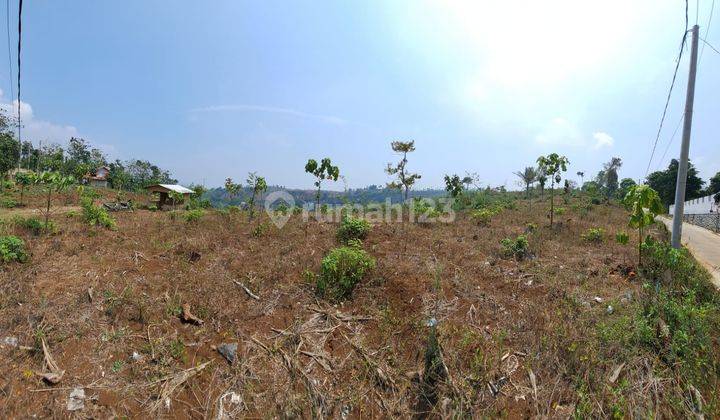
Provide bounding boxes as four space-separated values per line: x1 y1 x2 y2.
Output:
669 193 719 215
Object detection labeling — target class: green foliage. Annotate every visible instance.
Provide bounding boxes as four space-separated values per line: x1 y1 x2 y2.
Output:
337 215 371 244
81 197 116 229
386 141 421 202
0 235 27 263
305 158 340 206
471 208 496 226
316 246 375 300
615 231 629 245
554 206 566 216
0 197 18 208
537 153 569 227
443 174 464 198
622 184 663 266
581 228 605 243
500 235 530 260
646 159 705 207
514 166 538 198
246 172 268 218
0 128 20 176
183 209 204 223
18 216 56 235
600 238 720 391
252 222 269 237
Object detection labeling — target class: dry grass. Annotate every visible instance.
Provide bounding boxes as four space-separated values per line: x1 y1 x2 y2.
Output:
0 192 715 418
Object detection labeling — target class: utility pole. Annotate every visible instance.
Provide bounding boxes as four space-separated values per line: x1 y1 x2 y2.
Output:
671 24 699 249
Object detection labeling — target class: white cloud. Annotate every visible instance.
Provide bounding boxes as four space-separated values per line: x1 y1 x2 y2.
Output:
190 104 347 125
0 98 79 144
593 132 614 149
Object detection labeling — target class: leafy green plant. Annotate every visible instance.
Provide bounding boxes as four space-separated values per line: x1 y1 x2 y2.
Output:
81 196 116 229
305 158 340 208
14 172 32 206
536 153 569 227
252 222 269 237
582 228 605 243
19 216 56 235
183 209 204 223
0 235 27 263
622 185 663 266
471 208 495 226
168 190 183 211
316 246 375 300
30 172 75 230
246 172 267 219
386 141 421 203
615 232 629 245
500 235 530 260
554 206 566 216
0 197 18 208
337 215 371 244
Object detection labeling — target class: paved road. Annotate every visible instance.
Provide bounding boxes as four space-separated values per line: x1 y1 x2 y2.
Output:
659 217 720 287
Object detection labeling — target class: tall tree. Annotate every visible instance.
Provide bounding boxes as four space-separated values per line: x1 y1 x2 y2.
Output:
576 171 584 186
385 140 421 202
646 159 704 207
602 157 622 197
246 172 267 219
706 172 720 196
513 167 537 198
443 174 464 199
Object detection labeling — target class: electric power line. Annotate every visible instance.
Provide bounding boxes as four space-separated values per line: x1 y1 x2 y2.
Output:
645 0 689 177
16 0 21 143
656 113 685 172
700 36 720 55
700 0 716 61
5 0 12 106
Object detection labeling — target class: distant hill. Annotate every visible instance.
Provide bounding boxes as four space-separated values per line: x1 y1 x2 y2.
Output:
204 184 448 207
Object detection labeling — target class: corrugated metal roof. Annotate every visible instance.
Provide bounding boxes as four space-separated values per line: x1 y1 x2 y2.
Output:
156 184 195 194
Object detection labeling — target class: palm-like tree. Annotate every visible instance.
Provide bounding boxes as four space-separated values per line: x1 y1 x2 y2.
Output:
537 168 547 199
576 171 584 187
514 167 538 198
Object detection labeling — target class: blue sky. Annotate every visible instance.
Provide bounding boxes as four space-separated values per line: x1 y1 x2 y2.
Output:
2 0 719 190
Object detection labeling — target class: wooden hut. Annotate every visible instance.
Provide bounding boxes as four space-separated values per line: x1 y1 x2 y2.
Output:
145 184 194 209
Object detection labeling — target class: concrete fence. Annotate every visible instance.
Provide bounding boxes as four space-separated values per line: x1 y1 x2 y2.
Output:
669 193 720 233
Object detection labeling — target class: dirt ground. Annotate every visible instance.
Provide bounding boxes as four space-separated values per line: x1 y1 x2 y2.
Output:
0 195 673 418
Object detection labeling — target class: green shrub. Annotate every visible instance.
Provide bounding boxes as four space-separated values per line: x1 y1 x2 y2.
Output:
500 235 530 260
81 197 116 229
317 246 375 300
148 204 158 211
0 235 28 263
183 209 204 223
337 216 371 243
525 222 538 233
554 207 566 216
471 208 495 226
18 217 56 235
0 198 18 208
615 232 629 245
252 222 269 237
582 228 604 243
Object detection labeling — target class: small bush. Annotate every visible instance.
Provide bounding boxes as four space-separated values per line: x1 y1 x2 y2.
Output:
525 222 538 233
252 222 269 237
183 209 204 223
554 207 566 216
81 197 116 229
0 198 18 208
317 246 375 300
582 228 604 243
616 232 629 245
500 235 530 260
148 204 158 211
18 217 56 235
337 216 371 243
471 208 496 226
0 235 28 263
